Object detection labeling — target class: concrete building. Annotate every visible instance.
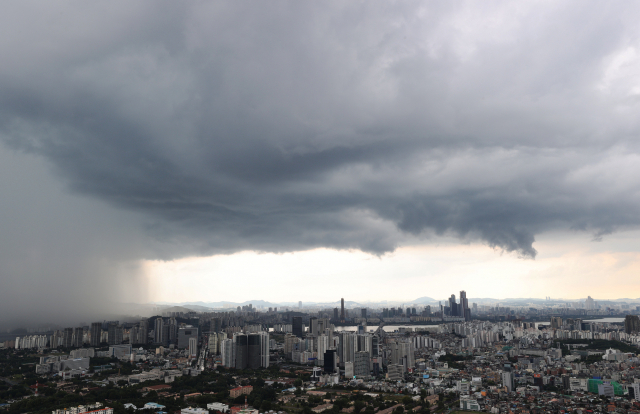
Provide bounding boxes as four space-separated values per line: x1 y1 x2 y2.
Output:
221 339 235 367
90 323 102 347
354 351 370 378
188 337 198 358
178 327 198 349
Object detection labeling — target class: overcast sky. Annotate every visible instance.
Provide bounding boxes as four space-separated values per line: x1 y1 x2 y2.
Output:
2 1 640 326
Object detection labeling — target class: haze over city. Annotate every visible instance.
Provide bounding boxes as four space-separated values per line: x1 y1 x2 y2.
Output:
3 1 640 329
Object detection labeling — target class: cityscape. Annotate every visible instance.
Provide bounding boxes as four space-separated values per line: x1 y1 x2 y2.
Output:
5 2 640 414
4 292 640 413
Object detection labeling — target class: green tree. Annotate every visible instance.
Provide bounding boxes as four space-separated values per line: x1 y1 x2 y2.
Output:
354 400 366 413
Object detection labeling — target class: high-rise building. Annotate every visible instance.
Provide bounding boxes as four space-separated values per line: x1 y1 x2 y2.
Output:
448 294 458 317
324 349 337 374
361 309 367 319
90 323 102 347
72 327 84 348
550 316 563 330
460 290 470 321
298 301 302 309
340 332 356 364
138 319 149 345
234 333 248 369
341 298 345 322
333 308 339 320
221 338 235 367
63 328 73 348
502 363 514 392
354 351 370 378
317 335 329 362
309 318 318 336
292 317 303 338
178 327 198 349
168 317 177 345
247 332 270 369
211 318 222 333
154 318 164 344
625 315 640 334
108 323 123 345
585 296 596 310
188 337 198 358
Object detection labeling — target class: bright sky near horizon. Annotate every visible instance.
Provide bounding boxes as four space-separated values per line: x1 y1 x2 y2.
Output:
146 230 640 304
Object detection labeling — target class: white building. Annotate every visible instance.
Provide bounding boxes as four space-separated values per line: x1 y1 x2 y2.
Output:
181 408 209 414
188 337 198 358
207 403 229 413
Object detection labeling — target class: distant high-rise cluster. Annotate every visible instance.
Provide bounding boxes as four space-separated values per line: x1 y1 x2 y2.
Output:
444 291 471 321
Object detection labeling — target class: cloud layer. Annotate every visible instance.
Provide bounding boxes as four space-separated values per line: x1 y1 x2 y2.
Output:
2 1 640 263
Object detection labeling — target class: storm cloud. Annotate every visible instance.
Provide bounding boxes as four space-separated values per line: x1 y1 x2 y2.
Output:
2 0 640 273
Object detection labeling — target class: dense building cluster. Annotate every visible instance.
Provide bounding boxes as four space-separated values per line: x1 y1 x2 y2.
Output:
4 294 640 413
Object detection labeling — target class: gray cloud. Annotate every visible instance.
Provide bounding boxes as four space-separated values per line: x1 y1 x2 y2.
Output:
2 0 640 278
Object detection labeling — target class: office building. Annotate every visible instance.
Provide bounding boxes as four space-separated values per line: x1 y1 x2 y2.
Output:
309 317 317 336
292 316 303 338
234 333 248 369
341 298 345 321
333 308 339 320
448 294 458 317
247 332 269 369
459 290 470 321
177 327 198 349
324 349 337 374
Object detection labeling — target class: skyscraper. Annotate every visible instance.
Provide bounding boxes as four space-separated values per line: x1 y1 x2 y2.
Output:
63 328 73 348
448 294 458 317
168 317 177 345
138 319 149 345
309 317 318 336
341 298 345 322
460 290 470 321
234 333 248 369
292 316 303 338
333 308 339 320
154 318 164 344
247 332 270 369
90 322 102 347
108 323 123 345
72 327 83 348
324 349 337 374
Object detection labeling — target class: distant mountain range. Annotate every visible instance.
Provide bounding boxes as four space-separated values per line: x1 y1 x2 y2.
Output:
151 296 640 312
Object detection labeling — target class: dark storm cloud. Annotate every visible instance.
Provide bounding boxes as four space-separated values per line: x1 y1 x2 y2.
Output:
2 0 640 264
